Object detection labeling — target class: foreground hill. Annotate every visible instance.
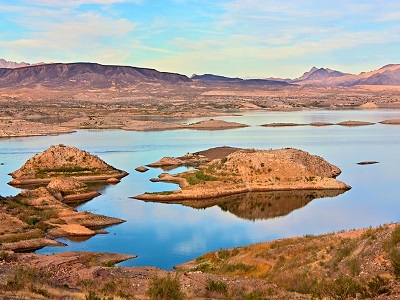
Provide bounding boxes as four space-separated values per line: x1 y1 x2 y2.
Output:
0 224 398 299
0 62 191 88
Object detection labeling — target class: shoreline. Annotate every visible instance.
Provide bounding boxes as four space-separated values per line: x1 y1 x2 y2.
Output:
1 112 400 138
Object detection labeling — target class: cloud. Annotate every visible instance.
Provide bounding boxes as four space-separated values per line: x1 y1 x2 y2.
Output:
23 0 142 7
0 1 137 64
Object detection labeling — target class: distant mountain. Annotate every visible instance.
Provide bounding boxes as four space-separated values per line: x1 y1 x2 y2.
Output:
293 67 347 82
0 59 31 69
191 74 292 86
191 74 243 83
294 64 400 86
0 62 191 88
350 64 400 86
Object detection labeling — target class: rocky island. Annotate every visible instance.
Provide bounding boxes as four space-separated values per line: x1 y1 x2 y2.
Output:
1 145 128 252
134 147 350 201
8 144 128 186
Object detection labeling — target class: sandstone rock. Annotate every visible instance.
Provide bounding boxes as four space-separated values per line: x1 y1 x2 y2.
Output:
47 177 100 203
185 119 248 130
310 122 334 126
8 144 127 186
135 166 149 172
359 102 378 109
337 120 375 126
106 177 120 183
379 119 400 125
147 157 184 167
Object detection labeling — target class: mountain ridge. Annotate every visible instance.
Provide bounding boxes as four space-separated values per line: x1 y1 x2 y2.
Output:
0 62 192 88
1 59 399 87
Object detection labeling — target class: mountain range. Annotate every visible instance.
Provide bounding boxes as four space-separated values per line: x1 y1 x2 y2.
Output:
0 59 399 88
0 62 191 88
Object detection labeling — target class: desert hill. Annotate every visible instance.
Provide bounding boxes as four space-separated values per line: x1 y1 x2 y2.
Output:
0 62 191 88
9 144 128 185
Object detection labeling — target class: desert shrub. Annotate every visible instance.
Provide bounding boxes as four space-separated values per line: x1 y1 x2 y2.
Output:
391 224 400 245
320 275 362 299
362 275 390 298
30 285 49 297
101 280 117 294
85 291 101 300
383 224 400 277
37 166 93 174
0 251 16 262
218 248 229 259
5 266 50 291
147 273 185 300
205 278 227 294
222 262 255 273
243 290 267 300
346 257 360 276
185 170 219 185
390 247 400 278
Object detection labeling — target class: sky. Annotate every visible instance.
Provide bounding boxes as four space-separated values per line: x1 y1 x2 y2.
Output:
0 0 399 78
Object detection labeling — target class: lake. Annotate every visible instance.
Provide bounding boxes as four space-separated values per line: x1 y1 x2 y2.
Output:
0 110 399 270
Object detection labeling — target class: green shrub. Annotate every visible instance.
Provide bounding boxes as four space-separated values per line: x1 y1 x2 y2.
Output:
85 291 101 300
205 278 227 294
101 280 117 294
218 248 229 259
185 170 219 185
362 275 389 297
0 251 16 262
390 247 400 278
147 273 185 300
5 267 50 291
346 258 360 276
243 290 267 300
30 285 49 297
321 275 362 299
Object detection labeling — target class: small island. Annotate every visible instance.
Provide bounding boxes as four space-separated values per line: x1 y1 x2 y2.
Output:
8 144 128 186
134 147 350 201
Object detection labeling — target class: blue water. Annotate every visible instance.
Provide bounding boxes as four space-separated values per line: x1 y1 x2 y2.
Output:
0 110 399 269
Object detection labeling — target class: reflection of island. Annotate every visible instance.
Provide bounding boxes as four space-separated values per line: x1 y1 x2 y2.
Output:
140 190 346 221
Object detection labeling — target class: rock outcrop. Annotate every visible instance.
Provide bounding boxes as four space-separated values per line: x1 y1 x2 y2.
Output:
0 187 124 252
47 177 100 203
9 144 128 186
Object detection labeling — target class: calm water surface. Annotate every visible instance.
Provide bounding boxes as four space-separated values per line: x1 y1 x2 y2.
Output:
0 110 399 269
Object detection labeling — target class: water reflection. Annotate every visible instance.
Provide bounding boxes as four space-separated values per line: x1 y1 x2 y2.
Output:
140 190 347 221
